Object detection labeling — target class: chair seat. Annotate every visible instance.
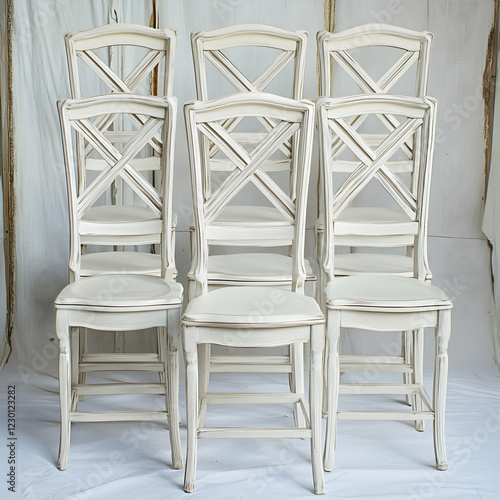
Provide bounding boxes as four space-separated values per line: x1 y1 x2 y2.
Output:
55 275 183 308
316 207 416 234
214 206 289 227
80 206 177 233
189 253 316 282
336 207 417 237
334 253 413 276
80 252 161 276
183 287 325 327
325 275 452 311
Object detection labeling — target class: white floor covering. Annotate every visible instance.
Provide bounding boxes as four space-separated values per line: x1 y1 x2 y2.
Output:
1 357 500 500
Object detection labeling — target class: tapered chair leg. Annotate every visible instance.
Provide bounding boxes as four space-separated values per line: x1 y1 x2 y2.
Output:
413 329 425 431
70 327 79 412
56 313 71 471
316 231 326 314
310 325 325 495
78 327 87 393
198 344 210 427
434 310 451 471
158 327 166 385
324 310 341 472
184 329 199 493
166 311 183 469
403 331 413 405
322 345 329 419
316 231 329 419
291 343 306 428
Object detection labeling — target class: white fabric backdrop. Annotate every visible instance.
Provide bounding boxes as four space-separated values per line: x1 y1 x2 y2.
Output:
9 0 499 371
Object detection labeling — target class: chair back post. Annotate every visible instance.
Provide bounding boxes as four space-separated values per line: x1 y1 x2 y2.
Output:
58 99 80 282
159 97 178 280
291 99 315 292
415 96 437 281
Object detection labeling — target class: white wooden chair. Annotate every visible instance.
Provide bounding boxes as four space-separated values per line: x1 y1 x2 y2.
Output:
54 94 182 471
316 24 433 416
183 92 325 494
317 94 452 471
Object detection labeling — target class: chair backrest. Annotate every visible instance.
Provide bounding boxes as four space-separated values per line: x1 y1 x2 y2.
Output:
191 24 307 100
191 25 308 197
318 24 432 98
58 94 177 280
185 93 315 295
65 23 177 98
317 94 437 282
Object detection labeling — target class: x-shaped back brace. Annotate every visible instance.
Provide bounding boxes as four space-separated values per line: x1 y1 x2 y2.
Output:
205 48 297 159
329 115 423 220
197 117 301 225
71 115 164 219
329 48 421 159
78 48 165 156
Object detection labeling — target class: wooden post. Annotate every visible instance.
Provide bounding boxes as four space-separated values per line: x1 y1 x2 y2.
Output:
0 0 14 369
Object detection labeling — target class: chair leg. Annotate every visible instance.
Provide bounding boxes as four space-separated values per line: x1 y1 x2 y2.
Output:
310 325 325 495
158 327 166 385
291 343 306 428
183 329 199 493
403 331 413 405
166 311 183 470
434 309 451 471
56 312 71 471
79 327 87 389
198 344 210 427
413 329 425 431
322 344 329 419
324 309 341 473
70 327 79 412
315 230 325 313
